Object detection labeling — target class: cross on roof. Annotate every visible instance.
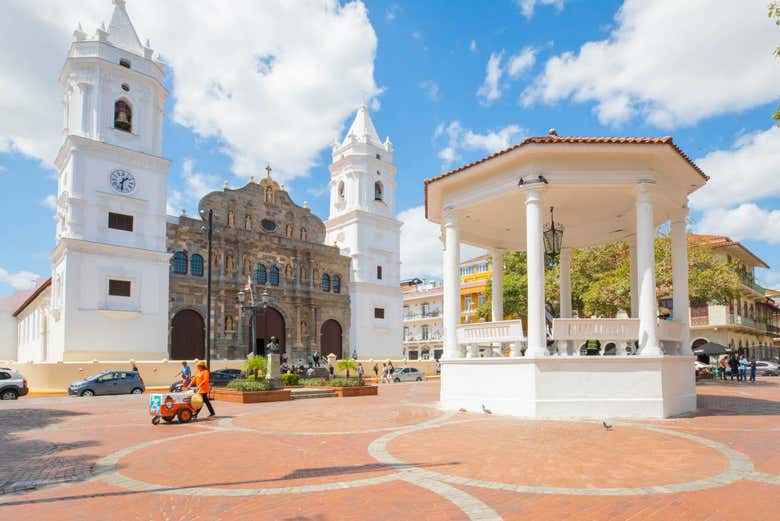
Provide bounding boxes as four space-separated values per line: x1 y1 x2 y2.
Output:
265 164 272 178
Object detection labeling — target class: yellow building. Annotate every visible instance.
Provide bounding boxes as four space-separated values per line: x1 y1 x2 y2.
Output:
459 255 491 323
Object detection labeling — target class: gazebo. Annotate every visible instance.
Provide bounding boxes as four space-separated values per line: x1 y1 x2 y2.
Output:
424 131 708 418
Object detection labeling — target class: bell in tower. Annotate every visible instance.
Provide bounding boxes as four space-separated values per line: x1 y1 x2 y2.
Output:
114 100 132 132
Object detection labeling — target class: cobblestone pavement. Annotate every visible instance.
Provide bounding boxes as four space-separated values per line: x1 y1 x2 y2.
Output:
0 379 778 520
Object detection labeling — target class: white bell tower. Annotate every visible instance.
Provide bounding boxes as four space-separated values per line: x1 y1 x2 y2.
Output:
325 106 402 359
47 0 171 361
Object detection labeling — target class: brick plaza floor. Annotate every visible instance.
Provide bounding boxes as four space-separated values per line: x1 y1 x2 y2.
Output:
0 379 778 520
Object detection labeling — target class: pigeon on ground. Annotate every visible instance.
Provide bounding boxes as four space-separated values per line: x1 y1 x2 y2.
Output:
602 421 613 430
458 407 467 413
481 404 492 414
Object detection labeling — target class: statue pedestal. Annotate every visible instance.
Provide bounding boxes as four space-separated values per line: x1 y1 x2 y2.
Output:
266 353 283 388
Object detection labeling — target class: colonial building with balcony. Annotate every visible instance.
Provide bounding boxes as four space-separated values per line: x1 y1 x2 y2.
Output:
679 234 780 359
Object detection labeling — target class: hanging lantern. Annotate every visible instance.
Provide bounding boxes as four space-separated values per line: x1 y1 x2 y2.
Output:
543 206 564 260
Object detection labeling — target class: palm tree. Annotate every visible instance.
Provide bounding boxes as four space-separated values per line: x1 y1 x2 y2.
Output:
336 358 358 379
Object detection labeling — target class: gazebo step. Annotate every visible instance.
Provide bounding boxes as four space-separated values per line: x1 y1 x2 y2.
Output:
290 388 336 400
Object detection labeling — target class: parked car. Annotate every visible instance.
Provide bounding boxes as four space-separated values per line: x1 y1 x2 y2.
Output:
755 360 780 376
0 368 29 400
392 367 425 383
68 370 145 396
211 369 242 386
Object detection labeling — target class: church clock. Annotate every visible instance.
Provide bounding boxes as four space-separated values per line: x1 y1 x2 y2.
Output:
110 169 136 194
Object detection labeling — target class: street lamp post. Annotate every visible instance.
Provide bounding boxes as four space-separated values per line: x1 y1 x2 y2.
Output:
238 285 271 356
200 208 214 370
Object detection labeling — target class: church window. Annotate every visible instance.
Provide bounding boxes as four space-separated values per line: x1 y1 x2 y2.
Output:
244 215 252 231
255 264 267 285
108 212 133 232
377 265 383 280
172 252 188 274
374 307 385 319
285 224 293 238
374 181 383 201
285 264 293 279
322 274 331 292
332 275 341 294
121 83 130 92
108 279 131 297
261 219 276 232
269 266 280 286
191 254 204 277
337 181 345 199
300 228 307 241
114 99 132 132
119 58 131 68
227 211 235 228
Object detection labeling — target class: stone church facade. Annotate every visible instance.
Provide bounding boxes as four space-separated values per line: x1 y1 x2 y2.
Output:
167 174 351 363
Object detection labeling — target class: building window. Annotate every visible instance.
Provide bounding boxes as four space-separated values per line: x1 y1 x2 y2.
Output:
338 181 345 199
377 265 383 280
477 293 486 307
255 264 267 285
191 254 204 277
332 275 341 294
261 219 276 232
108 279 131 297
422 325 429 340
408 350 419 360
119 58 131 68
114 99 132 132
108 212 133 232
404 326 410 340
269 265 280 286
172 251 188 274
300 228 307 241
322 273 331 292
376 153 381 160
374 307 385 319
374 181 383 201
285 224 293 238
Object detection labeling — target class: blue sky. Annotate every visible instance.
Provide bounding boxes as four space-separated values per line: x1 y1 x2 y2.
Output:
1 0 779 296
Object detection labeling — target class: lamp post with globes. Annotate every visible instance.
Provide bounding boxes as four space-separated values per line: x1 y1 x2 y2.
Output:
199 208 214 370
238 285 270 356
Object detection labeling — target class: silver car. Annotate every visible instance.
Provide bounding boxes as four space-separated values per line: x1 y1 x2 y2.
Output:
392 367 425 383
68 370 145 396
755 360 779 376
0 368 29 400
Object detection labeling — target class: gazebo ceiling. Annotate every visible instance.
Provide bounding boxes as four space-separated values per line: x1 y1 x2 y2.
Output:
425 136 707 251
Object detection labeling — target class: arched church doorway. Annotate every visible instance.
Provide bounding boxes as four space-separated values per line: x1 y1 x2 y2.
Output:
320 319 343 359
171 310 205 360
248 307 285 356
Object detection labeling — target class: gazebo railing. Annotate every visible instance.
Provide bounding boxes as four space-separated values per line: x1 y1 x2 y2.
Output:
456 319 525 357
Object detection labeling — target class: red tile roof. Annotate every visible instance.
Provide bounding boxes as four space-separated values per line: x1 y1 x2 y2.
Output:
12 277 52 317
424 134 708 217
689 234 769 269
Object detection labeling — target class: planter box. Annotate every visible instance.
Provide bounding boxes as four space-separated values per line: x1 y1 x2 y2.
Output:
211 388 291 403
327 385 378 397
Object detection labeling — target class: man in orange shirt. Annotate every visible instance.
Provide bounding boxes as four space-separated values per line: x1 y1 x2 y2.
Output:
190 361 215 417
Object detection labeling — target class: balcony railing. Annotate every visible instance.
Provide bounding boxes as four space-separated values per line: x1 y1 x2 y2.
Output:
403 310 441 321
404 334 442 343
739 273 765 294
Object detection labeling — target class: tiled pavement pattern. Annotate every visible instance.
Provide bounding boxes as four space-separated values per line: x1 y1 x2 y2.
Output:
0 380 778 520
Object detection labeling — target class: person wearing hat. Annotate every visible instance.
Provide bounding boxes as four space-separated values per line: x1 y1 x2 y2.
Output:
190 361 215 418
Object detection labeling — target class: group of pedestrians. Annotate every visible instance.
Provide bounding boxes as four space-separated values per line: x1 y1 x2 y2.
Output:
717 354 757 382
372 361 395 383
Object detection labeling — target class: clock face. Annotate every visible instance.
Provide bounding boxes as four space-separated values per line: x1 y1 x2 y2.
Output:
110 169 136 194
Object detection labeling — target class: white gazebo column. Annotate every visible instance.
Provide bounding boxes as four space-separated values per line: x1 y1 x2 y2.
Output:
490 249 505 356
635 183 662 356
671 208 691 355
525 189 547 358
629 239 638 319
442 213 461 359
558 247 573 356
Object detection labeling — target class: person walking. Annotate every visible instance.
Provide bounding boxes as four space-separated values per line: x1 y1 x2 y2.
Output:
719 356 727 381
738 355 748 382
749 356 757 383
357 363 364 380
373 363 379 380
729 355 738 381
190 361 215 418
313 351 320 367
328 363 335 381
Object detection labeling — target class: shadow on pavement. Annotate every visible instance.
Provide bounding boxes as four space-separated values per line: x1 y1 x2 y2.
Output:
692 394 780 416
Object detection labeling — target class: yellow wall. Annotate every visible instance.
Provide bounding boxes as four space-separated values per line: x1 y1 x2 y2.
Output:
459 261 491 323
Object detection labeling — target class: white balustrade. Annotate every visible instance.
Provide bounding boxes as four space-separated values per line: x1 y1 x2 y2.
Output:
552 318 688 352
656 319 687 343
455 319 524 357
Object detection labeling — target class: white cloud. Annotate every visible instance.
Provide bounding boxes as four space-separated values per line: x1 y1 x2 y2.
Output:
0 1 379 181
470 40 477 52
419 80 440 101
40 194 57 211
477 51 504 104
758 270 780 290
0 267 40 291
398 205 484 279
523 0 780 128
695 203 780 245
385 5 399 21
690 127 780 211
517 0 565 19
507 46 537 79
167 159 221 216
435 121 525 167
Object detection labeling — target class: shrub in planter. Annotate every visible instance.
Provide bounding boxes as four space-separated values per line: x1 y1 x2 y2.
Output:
301 378 327 387
244 355 268 379
227 379 274 392
330 377 365 387
281 373 300 386
336 358 358 378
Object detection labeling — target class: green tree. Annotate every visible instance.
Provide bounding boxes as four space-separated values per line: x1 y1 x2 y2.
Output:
336 358 358 379
770 2 780 124
244 355 267 378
